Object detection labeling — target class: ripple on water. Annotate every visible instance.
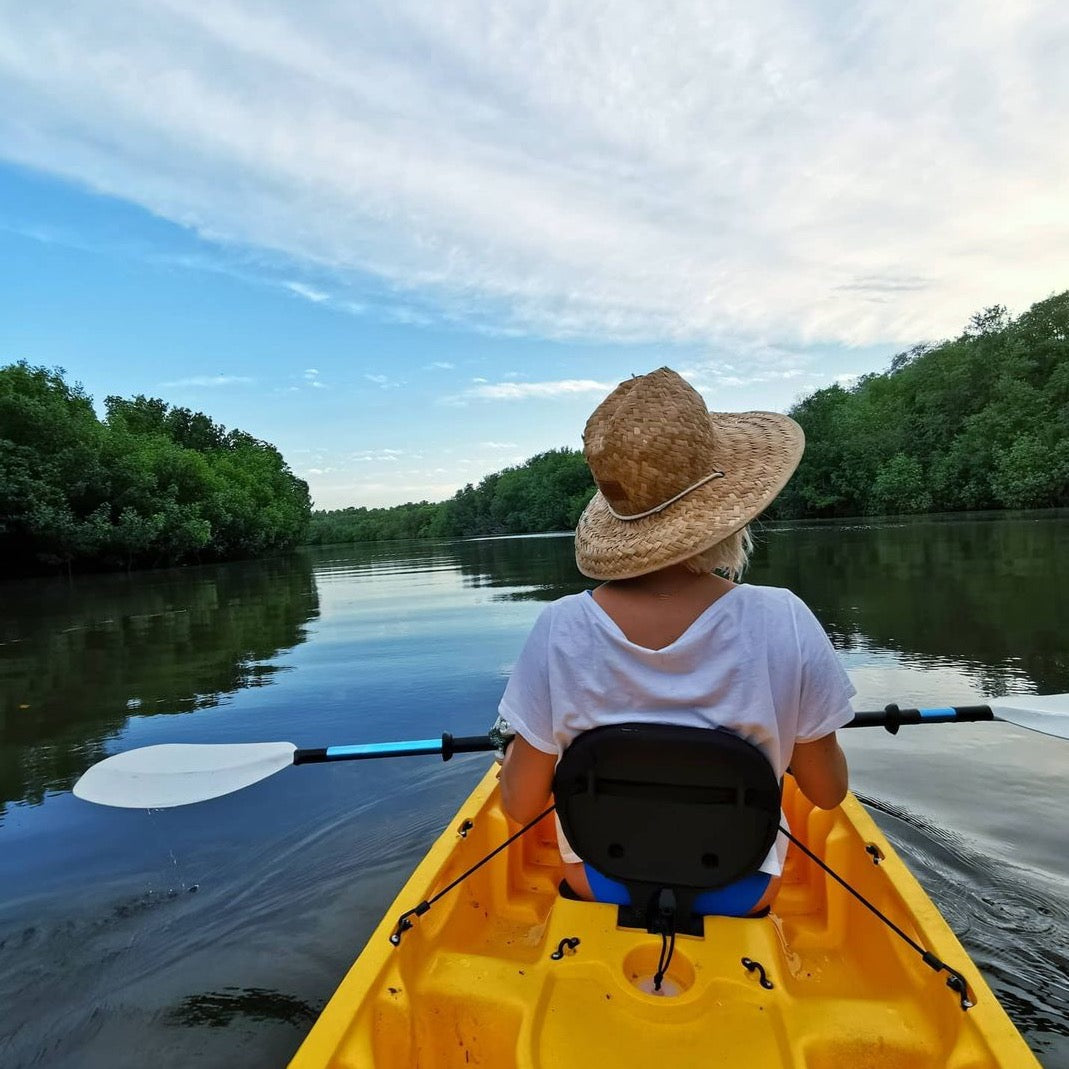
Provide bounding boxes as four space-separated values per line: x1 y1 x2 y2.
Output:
859 794 1069 1061
165 987 320 1029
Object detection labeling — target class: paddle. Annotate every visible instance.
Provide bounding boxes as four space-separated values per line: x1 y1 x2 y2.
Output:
72 694 1069 809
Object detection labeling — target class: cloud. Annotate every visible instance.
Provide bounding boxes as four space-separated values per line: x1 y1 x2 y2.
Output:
682 360 808 391
1 3 1066 348
159 374 252 388
423 361 455 370
457 379 614 401
350 448 405 462
285 281 329 303
365 372 402 389
480 440 518 449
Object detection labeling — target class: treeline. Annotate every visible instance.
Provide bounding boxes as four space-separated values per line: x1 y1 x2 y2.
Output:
0 362 311 576
776 291 1069 517
309 290 1067 546
306 448 595 543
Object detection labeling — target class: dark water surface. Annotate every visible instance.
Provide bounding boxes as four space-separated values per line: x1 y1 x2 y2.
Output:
1 513 1067 1067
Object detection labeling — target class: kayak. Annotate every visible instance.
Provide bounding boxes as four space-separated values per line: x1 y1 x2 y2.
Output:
289 765 1039 1068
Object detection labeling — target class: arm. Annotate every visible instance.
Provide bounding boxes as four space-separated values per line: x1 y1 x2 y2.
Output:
499 735 557 824
789 731 848 809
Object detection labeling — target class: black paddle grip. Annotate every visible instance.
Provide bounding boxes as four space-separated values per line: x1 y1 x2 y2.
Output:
441 733 497 760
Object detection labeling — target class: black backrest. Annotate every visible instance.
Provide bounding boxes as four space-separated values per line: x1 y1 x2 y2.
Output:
553 723 781 931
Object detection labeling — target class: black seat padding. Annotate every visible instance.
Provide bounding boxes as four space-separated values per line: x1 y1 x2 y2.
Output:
552 723 781 934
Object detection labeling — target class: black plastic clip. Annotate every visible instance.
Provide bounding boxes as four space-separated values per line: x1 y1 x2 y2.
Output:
921 951 974 1010
389 901 430 946
944 967 975 1011
550 937 580 960
742 957 774 990
882 703 903 736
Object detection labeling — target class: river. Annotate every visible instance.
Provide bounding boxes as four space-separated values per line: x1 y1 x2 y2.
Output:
1 512 1067 1066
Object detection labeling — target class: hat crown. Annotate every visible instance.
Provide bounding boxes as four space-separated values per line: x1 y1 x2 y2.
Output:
583 368 718 517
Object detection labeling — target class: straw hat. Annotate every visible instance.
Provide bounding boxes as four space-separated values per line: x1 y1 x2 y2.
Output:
574 367 804 580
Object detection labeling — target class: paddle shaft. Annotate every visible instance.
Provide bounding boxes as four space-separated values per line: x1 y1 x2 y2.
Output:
844 704 994 734
293 705 999 765
294 733 495 764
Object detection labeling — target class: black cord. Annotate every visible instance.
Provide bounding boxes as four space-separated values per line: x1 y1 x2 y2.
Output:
389 804 556 945
779 823 974 1010
653 928 676 992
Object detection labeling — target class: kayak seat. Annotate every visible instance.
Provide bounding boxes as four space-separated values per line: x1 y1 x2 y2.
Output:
552 722 781 936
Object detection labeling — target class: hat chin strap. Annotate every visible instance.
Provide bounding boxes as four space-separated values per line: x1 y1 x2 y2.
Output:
604 470 725 521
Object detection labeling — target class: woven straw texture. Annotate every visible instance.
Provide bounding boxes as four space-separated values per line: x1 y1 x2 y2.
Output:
574 368 804 580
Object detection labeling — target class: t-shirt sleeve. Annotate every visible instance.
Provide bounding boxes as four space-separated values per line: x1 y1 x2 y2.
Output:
789 594 856 743
497 605 557 754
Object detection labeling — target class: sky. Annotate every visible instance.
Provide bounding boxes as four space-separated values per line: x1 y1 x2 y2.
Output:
1 1 1066 509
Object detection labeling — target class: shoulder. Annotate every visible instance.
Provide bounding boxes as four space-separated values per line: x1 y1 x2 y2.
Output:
731 583 804 613
525 591 594 634
541 590 595 620
731 584 824 637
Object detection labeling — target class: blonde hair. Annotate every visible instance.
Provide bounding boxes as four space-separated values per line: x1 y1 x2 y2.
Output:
682 526 753 580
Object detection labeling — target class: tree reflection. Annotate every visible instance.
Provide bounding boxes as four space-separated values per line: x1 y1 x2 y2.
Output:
758 513 1069 696
0 554 319 811
327 513 1069 697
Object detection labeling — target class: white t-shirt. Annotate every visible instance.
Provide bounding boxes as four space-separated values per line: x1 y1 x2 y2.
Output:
498 583 856 876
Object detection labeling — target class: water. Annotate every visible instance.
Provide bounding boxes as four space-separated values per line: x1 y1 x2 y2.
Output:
1 513 1067 1066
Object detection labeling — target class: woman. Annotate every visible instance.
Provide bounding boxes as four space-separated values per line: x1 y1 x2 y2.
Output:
494 367 854 917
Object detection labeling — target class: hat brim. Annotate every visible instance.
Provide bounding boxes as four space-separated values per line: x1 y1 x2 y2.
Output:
574 411 804 580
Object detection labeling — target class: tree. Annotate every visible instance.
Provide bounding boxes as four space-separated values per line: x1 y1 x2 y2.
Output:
0 362 311 576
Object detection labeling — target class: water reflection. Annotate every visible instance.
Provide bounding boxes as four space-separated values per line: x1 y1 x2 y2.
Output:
311 512 1068 695
1 513 1065 1068
166 987 320 1029
0 555 319 812
307 533 589 602
3 513 1064 816
756 513 1069 695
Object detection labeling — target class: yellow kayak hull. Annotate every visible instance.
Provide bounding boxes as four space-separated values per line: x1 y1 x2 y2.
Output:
290 767 1039 1068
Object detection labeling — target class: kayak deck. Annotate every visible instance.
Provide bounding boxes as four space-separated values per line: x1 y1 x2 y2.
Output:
290 767 1039 1068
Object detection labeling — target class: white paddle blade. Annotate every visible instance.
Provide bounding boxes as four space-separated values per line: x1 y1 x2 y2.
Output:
988 693 1069 741
73 742 298 808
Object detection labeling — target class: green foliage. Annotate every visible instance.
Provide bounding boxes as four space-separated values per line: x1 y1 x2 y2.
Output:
307 448 596 544
776 291 1069 518
310 292 1067 545
0 362 311 575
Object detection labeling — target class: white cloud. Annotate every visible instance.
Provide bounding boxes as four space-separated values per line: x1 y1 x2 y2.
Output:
480 440 518 449
285 281 329 303
365 372 402 389
1 3 1066 348
423 361 455 370
349 448 405 462
460 379 614 401
159 374 252 388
